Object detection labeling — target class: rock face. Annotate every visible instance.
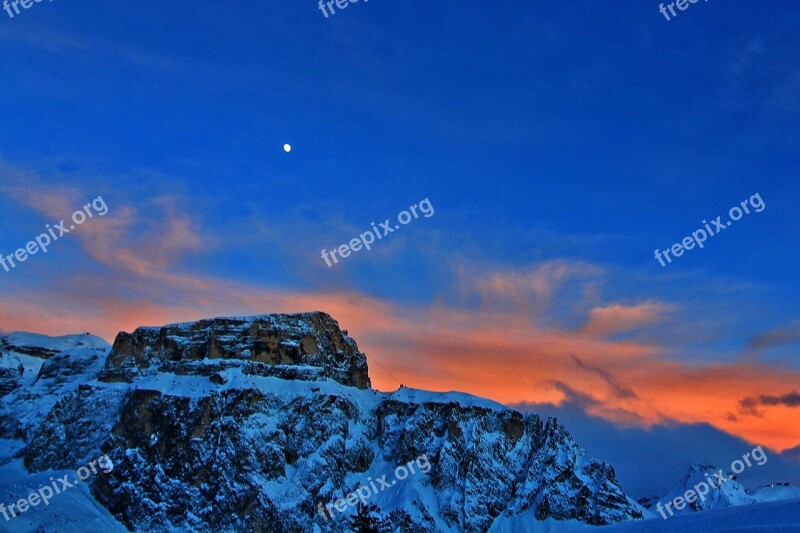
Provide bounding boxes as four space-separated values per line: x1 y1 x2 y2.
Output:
0 333 109 443
98 313 371 389
1 313 643 532
0 333 81 397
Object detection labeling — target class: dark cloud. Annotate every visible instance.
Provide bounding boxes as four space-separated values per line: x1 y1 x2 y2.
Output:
570 353 638 399
742 323 800 359
740 391 800 416
548 381 646 426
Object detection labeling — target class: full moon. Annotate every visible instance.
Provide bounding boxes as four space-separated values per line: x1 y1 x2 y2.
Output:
283 144 292 153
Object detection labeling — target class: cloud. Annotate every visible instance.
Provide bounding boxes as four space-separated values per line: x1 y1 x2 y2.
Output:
782 445 800 461
468 260 600 307
549 381 646 426
512 395 800 498
570 354 638 399
1 169 799 453
740 391 800 417
454 260 603 327
2 175 207 279
742 321 800 359
580 302 673 337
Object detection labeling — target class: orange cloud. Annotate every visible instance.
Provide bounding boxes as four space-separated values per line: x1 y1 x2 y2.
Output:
1 176 798 453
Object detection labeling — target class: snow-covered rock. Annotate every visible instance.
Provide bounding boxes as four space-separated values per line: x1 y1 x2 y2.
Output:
0 332 107 397
748 483 800 503
98 313 371 389
2 313 644 532
639 463 800 517
0 333 109 445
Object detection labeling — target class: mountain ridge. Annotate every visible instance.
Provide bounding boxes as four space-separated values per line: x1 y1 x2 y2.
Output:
1 312 644 532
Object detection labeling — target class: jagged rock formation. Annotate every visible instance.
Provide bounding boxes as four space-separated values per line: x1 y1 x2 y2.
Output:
98 313 370 389
0 333 109 443
0 333 72 397
1 313 643 532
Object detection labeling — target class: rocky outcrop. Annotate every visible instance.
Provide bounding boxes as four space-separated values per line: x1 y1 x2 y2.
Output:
98 312 371 389
0 334 64 360
0 361 23 397
0 333 109 442
0 333 66 397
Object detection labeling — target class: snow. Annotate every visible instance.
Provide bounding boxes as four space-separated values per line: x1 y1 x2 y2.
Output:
114 367 515 420
1 333 109 390
489 509 596 532
5 332 108 352
748 484 800 503
0 460 126 533
125 365 382 408
569 498 800 532
638 463 800 519
387 387 508 411
150 312 324 332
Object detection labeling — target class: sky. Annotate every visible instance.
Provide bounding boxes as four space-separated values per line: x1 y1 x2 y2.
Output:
1 0 799 481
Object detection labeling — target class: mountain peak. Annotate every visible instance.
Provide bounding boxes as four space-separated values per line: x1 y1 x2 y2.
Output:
98 312 371 389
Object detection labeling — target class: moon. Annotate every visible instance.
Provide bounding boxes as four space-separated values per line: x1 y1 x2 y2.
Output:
283 144 292 153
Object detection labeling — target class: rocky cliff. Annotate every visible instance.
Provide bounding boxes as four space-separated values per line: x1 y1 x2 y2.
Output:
98 313 371 389
0 312 643 532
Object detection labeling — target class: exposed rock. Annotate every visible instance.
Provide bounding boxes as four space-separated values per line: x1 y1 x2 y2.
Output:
98 312 371 389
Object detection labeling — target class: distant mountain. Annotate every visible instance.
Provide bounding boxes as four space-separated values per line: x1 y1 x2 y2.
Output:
0 332 108 396
748 483 800 503
638 463 800 517
0 313 643 532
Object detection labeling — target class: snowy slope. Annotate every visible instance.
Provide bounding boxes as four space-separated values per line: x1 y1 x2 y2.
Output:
570 498 800 532
0 333 110 446
748 483 800 503
0 459 126 533
636 463 800 520
0 334 122 532
0 332 108 394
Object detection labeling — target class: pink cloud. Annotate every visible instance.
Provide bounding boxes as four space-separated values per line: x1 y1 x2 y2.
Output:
581 302 674 337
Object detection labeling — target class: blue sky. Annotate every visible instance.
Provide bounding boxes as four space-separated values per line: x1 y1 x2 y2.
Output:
1 0 799 456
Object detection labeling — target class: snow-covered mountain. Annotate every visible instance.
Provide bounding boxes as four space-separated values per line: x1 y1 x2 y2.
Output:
638 463 800 517
0 313 644 532
748 483 800 503
0 332 107 396
0 332 109 450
